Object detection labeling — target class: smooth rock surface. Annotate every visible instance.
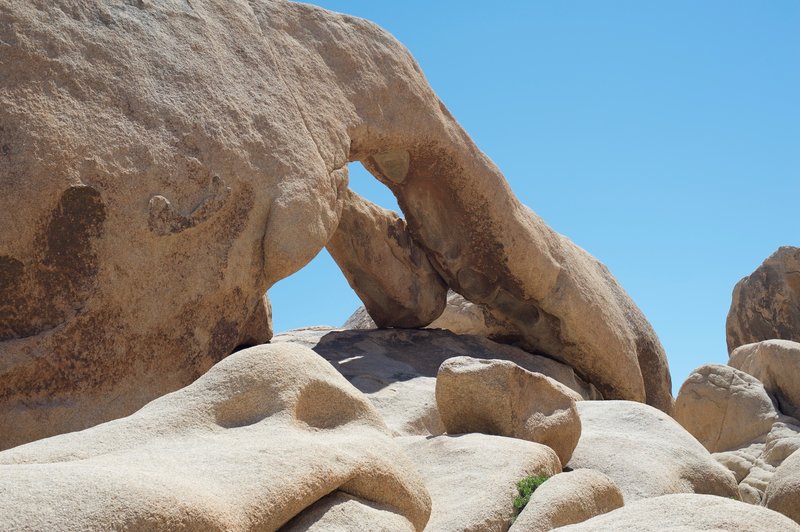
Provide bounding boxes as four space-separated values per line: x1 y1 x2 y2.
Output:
510 469 624 532
731 340 800 419
436 356 581 464
326 189 447 328
0 343 431 531
727 246 800 352
567 401 739 501
556 493 800 531
399 433 562 532
273 327 600 437
674 364 779 453
765 447 800 524
281 492 414 532
1 0 670 448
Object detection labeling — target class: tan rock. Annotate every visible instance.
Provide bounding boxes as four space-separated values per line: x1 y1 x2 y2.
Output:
674 364 779 453
282 492 414 532
273 328 600 437
344 290 518 341
731 340 800 419
509 469 624 532
399 433 562 532
236 293 273 347
567 401 739 501
727 246 800 352
765 447 800 524
0 0 669 448
436 356 581 464
0 343 431 531
326 189 447 328
555 493 800 531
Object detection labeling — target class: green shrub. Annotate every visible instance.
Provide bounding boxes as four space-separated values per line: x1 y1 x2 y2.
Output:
513 474 549 513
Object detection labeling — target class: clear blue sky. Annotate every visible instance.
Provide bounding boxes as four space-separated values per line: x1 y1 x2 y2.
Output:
271 1 800 394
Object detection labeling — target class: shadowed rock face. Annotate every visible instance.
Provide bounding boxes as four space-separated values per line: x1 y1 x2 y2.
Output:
0 0 670 448
727 246 800 353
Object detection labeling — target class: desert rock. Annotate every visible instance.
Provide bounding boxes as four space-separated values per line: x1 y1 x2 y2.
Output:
567 401 739 501
0 343 431 531
509 469 624 532
556 493 800 531
1 0 671 448
399 433 561 531
436 356 581 464
764 446 800 524
674 364 779 453
730 339 800 419
727 246 800 352
281 492 415 532
326 189 447 328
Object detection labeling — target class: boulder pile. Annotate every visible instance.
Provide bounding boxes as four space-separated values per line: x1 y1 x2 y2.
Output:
0 0 798 529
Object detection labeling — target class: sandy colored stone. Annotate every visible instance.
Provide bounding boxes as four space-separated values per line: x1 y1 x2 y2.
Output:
436 356 581 464
1 0 671 447
731 339 800 419
674 364 779 453
281 492 415 532
510 469 623 532
0 343 431 531
344 290 517 341
273 327 600 438
567 401 739 501
399 433 562 532
236 293 273 347
727 246 800 353
555 493 800 531
765 447 800 524
326 189 446 328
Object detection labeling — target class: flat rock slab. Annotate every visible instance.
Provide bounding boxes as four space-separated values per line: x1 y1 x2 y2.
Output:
556 493 800 531
567 401 739 502
398 433 562 532
273 328 599 437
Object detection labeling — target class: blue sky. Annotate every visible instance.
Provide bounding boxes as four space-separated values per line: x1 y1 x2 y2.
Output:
271 1 800 393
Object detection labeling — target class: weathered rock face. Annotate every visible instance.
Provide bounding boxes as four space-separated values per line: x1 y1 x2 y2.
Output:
273 327 600 437
674 364 780 453
326 189 447 328
509 469 624 532
282 492 415 532
436 356 581 464
765 447 800 524
727 246 800 353
398 433 562 532
556 493 800 532
0 343 431 531
567 401 739 502
0 0 670 447
730 340 800 420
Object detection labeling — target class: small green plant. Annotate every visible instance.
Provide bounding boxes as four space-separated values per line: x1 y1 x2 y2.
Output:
513 474 549 513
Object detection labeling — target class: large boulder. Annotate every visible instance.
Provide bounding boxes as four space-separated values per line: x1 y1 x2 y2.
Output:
0 343 431 530
282 492 415 532
765 447 800 524
399 433 562 532
727 246 800 352
436 356 581 464
326 189 447 328
730 340 800 419
556 493 800 531
0 0 670 448
674 364 780 453
273 327 600 437
567 401 739 501
509 469 624 532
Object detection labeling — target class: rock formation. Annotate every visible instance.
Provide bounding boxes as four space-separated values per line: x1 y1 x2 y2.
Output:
0 0 671 450
436 356 581 464
509 469 624 532
730 340 800 419
0 343 431 530
727 246 800 352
